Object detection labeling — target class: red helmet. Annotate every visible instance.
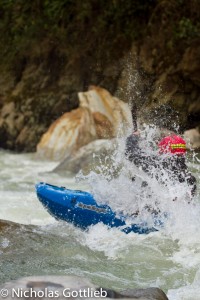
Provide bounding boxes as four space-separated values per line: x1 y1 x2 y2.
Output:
158 135 186 155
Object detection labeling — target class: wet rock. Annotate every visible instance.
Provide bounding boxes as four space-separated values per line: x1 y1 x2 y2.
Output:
0 276 96 300
0 276 168 300
184 127 200 150
0 102 18 136
1 102 15 118
0 219 21 232
79 86 131 137
93 112 114 139
15 126 30 146
37 87 131 161
0 102 26 148
119 288 168 300
54 139 117 175
37 107 97 161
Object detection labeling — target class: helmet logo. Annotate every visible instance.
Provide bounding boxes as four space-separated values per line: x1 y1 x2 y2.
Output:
158 136 186 155
171 143 186 149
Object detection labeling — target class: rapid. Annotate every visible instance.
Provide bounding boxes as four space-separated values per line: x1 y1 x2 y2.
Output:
0 128 199 300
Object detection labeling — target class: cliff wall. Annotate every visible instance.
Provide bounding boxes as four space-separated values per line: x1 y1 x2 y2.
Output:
0 0 199 151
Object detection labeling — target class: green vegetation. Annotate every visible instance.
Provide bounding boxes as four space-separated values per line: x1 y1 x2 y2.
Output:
175 17 200 40
0 0 156 66
0 0 200 70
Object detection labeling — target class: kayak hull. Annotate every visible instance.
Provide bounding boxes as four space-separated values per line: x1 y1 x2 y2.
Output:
36 182 158 234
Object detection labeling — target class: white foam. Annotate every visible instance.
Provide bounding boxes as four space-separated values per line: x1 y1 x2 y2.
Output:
0 128 199 297
168 269 200 300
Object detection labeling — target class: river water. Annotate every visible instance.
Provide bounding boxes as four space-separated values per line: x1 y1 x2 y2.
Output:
0 145 199 300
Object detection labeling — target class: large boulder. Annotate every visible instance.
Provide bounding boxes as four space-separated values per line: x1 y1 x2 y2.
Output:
36 107 97 161
79 86 131 137
36 86 131 161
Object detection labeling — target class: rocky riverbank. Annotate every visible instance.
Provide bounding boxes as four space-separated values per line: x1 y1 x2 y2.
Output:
0 2 199 152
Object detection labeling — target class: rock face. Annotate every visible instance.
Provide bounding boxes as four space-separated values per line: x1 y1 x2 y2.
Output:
184 127 200 150
0 102 25 149
37 86 131 161
54 139 117 175
0 275 168 300
0 3 200 152
0 42 200 153
117 44 200 133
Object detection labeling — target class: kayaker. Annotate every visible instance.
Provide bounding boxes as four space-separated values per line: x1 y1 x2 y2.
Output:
125 132 197 199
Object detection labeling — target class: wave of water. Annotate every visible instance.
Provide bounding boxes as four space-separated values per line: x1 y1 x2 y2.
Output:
76 126 200 299
0 128 199 299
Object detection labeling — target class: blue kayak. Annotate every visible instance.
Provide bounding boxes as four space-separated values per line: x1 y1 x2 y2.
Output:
36 182 158 234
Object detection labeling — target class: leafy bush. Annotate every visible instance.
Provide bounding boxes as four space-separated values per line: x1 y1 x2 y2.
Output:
175 17 200 39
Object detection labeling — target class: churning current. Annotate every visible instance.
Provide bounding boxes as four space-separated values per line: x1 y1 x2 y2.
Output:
0 132 199 300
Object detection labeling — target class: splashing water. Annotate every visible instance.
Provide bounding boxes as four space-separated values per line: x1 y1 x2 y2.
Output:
76 125 200 280
76 125 200 298
77 124 199 226
0 125 199 299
